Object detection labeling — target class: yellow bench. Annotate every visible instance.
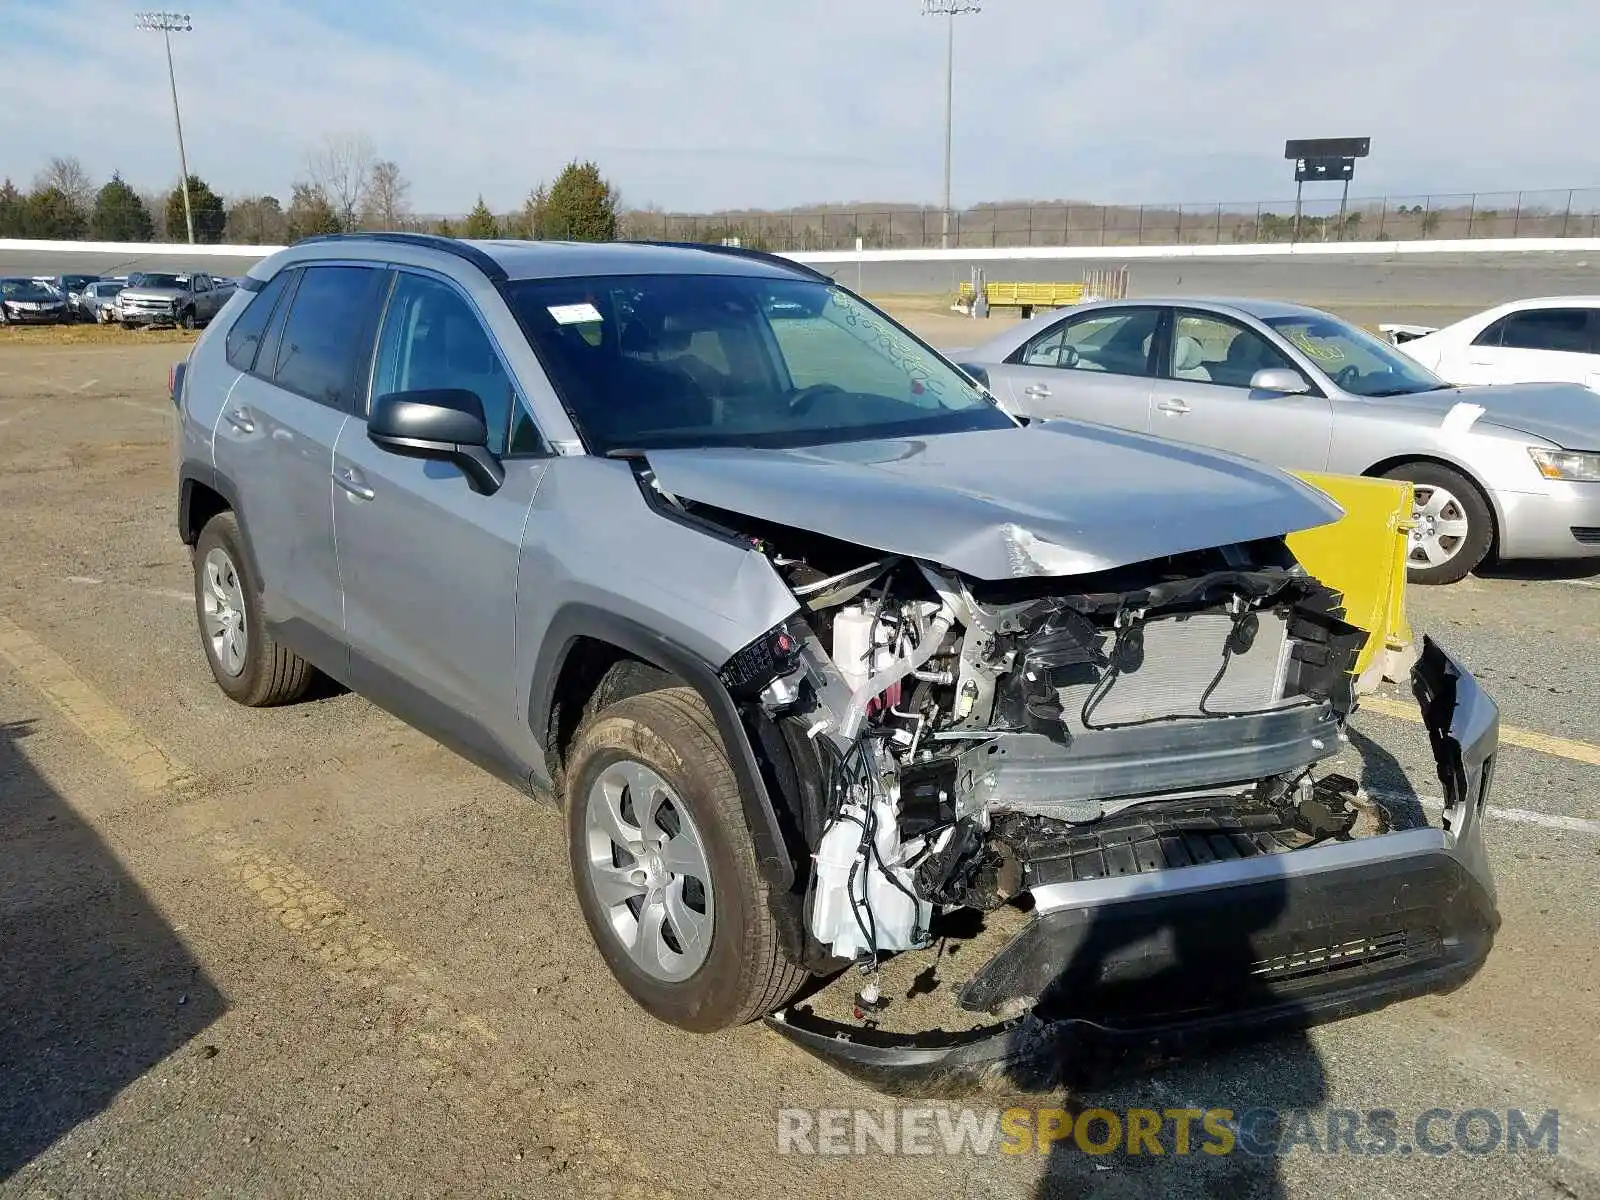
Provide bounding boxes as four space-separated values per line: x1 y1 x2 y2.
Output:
957 280 1086 318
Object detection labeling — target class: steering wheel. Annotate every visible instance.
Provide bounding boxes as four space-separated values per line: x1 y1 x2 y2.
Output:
1333 364 1362 390
787 382 846 416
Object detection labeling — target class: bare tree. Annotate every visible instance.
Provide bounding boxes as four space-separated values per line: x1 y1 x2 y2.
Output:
34 156 96 211
305 132 376 231
360 159 411 231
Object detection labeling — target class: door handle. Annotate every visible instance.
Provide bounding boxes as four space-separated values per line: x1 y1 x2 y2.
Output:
333 467 375 501
1156 398 1191 415
224 406 255 433
1023 384 1053 398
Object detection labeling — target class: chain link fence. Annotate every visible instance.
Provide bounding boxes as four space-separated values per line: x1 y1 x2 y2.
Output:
619 188 1600 253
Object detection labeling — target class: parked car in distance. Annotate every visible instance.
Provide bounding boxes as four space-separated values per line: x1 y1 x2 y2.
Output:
0 277 70 324
79 279 127 323
962 297 1600 584
171 235 1499 1086
118 270 234 329
1391 297 1600 392
41 273 107 320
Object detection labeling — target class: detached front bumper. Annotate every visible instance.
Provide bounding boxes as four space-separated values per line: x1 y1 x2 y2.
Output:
767 637 1500 1094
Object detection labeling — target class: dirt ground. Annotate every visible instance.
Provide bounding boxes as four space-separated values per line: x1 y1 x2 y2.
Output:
1 336 1597 1199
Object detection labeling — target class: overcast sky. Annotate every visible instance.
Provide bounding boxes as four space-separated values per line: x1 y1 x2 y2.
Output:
1 0 1592 214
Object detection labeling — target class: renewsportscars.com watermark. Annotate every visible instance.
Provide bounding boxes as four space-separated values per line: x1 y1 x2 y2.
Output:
776 1106 1560 1159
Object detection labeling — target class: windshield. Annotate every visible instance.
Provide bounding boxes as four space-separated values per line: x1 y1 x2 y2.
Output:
505 274 1011 452
0 279 52 300
128 273 187 289
1263 313 1447 397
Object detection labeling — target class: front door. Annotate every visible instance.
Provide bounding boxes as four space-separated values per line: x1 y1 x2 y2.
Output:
1150 309 1335 472
992 306 1162 433
332 269 549 763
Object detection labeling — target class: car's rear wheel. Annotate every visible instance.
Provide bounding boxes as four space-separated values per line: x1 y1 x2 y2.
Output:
1383 462 1494 585
192 512 318 706
565 687 805 1031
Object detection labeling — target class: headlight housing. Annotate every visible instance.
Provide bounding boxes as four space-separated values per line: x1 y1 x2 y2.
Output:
1529 448 1600 483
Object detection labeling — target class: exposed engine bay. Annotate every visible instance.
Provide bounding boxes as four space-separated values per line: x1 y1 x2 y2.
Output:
711 514 1371 985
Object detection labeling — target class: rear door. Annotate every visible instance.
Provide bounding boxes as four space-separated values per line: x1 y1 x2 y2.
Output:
992 305 1162 432
331 268 550 759
212 264 389 666
1458 306 1600 388
1150 309 1334 471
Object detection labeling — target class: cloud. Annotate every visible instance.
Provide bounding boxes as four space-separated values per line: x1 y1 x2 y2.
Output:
0 0 1592 213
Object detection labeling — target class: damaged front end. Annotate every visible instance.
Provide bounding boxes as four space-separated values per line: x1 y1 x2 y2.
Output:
669 467 1499 1093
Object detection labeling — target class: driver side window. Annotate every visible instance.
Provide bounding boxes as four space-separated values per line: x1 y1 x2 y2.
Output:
1171 312 1301 389
372 273 515 454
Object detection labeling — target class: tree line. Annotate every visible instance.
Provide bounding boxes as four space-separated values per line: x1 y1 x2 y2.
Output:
0 136 620 245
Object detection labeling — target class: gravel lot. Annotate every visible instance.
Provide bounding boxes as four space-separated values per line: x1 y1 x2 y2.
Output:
1 331 1597 1199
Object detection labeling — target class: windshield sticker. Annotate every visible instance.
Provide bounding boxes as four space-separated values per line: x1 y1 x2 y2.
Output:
548 302 603 325
1284 331 1347 362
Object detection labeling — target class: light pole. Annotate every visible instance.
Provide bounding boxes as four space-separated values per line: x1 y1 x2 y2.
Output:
135 11 195 244
922 0 981 249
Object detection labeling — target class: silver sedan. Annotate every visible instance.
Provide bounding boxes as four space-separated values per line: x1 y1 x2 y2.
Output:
962 297 1600 583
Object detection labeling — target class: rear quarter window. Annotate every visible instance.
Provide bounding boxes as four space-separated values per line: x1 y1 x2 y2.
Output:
225 271 293 373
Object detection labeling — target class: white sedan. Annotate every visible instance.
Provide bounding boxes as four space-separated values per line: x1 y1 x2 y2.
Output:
1393 296 1600 391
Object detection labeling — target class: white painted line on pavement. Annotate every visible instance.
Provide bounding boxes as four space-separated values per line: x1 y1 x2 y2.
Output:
1368 788 1600 836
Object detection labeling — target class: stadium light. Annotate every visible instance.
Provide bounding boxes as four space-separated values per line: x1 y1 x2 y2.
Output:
135 11 196 244
922 0 982 249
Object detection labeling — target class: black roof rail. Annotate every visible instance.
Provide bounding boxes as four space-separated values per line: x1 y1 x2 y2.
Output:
621 240 831 283
293 231 508 283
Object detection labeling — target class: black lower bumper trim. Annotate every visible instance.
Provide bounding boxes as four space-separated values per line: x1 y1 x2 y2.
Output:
766 931 1489 1096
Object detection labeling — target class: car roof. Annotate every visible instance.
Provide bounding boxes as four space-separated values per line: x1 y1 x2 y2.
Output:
1486 295 1600 309
1101 296 1331 321
265 233 821 285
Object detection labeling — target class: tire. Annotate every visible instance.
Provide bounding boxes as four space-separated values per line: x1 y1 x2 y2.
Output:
179 308 196 331
192 512 317 706
1382 462 1494 585
565 687 805 1031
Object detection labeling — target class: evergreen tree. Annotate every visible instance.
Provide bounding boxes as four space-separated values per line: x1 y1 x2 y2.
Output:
165 174 226 242
462 196 498 238
544 161 618 242
91 173 155 241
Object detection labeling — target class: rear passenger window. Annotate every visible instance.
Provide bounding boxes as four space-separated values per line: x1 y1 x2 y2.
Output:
1495 309 1593 353
225 271 292 372
271 266 384 411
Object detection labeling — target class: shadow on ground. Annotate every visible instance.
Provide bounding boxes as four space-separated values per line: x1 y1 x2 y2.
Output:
1476 557 1600 583
0 718 224 1178
1002 861 1326 1198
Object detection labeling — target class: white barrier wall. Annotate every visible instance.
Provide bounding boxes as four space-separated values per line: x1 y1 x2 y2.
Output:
6 235 1600 267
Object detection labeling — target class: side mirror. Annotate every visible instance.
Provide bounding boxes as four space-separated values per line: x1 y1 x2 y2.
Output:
1250 367 1311 395
367 389 504 495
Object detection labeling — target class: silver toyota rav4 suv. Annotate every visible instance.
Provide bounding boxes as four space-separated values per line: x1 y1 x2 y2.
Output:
174 234 1499 1089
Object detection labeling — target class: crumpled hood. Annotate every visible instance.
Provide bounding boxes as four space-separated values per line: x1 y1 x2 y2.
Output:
644 422 1342 580
117 287 183 302
1367 382 1600 450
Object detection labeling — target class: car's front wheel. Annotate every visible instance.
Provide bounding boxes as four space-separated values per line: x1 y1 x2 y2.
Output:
1384 462 1494 585
565 687 806 1031
179 308 196 331
192 512 318 706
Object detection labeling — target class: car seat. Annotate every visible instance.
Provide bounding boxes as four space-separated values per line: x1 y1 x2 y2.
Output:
1172 335 1212 382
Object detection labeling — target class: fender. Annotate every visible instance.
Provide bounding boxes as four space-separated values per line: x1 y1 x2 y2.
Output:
178 463 266 587
529 604 798 892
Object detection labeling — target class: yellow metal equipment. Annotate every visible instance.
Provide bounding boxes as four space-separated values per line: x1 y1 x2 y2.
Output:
957 280 1086 316
1287 472 1416 692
